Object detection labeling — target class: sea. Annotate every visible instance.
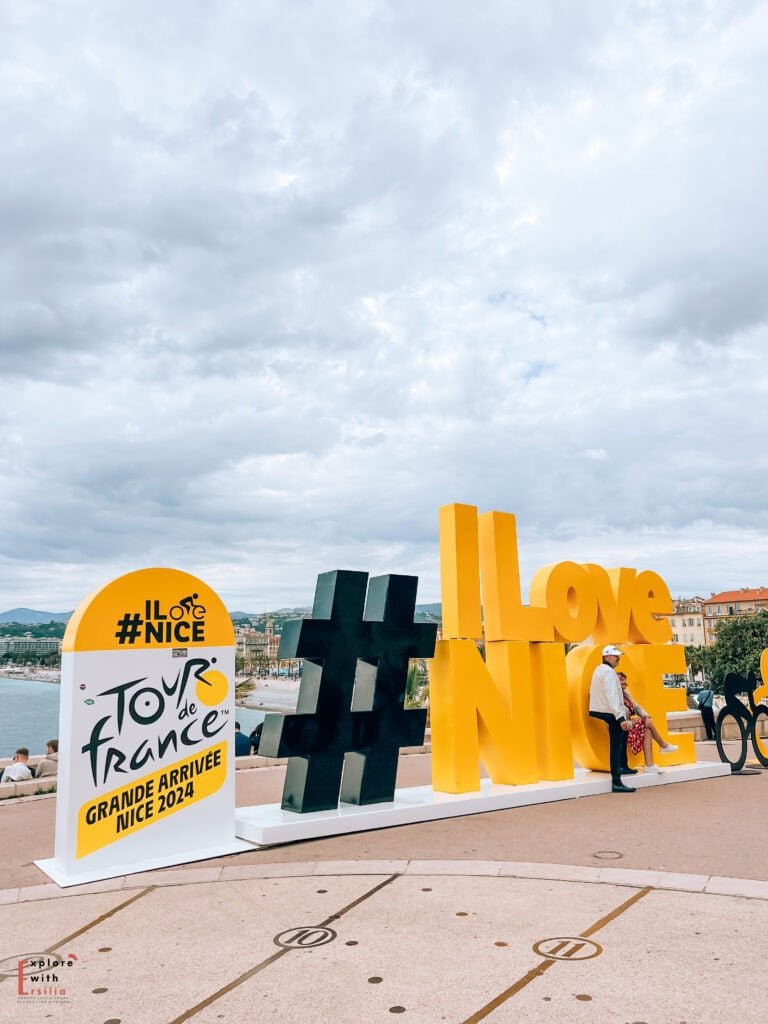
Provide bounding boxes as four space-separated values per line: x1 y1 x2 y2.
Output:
0 676 267 758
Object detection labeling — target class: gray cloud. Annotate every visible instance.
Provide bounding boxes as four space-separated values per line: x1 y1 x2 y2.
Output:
2 1 768 611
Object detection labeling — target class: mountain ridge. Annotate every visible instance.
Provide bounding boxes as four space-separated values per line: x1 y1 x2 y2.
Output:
0 603 442 625
0 608 73 624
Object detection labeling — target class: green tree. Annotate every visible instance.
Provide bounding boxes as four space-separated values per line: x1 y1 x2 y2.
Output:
706 611 768 691
684 645 712 684
0 621 66 638
235 678 254 701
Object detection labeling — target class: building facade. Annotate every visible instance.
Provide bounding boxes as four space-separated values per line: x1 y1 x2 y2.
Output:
0 637 62 657
235 619 281 665
702 587 768 646
669 597 705 648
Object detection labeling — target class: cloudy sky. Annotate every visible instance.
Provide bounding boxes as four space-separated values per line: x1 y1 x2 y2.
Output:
2 0 768 613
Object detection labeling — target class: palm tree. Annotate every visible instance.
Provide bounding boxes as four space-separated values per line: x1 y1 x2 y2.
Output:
405 661 428 708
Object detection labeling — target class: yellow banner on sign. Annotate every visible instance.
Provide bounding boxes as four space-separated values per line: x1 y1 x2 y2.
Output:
76 742 227 858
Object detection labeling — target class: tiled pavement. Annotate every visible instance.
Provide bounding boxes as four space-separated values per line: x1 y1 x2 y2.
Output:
0 741 761 1023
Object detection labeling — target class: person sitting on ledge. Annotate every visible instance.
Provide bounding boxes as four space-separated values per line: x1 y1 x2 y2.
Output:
35 739 59 779
617 672 678 775
589 646 636 793
1 747 33 783
249 721 263 754
234 722 251 757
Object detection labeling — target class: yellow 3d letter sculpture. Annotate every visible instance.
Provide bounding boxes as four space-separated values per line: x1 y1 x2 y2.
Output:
429 503 693 794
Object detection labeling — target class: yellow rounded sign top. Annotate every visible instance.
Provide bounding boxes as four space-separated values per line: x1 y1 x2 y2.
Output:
63 568 235 652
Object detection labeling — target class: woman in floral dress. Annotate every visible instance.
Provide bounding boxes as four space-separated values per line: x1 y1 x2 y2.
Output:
618 672 678 774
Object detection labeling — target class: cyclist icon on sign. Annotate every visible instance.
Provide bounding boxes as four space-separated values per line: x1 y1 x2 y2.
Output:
170 593 206 621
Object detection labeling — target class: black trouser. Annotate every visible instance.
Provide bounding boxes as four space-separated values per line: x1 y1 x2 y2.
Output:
700 706 716 740
619 736 631 771
590 712 626 784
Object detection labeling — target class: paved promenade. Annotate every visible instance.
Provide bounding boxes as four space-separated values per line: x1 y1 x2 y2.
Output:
0 740 761 1023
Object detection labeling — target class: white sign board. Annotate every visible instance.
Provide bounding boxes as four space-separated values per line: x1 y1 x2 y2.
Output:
37 568 249 887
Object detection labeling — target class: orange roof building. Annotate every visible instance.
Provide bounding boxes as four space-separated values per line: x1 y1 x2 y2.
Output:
702 588 768 645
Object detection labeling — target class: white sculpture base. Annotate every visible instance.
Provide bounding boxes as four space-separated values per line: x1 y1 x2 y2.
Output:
35 838 252 888
235 761 731 847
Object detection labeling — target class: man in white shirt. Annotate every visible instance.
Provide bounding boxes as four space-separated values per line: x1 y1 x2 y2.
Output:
589 646 635 793
1 747 33 783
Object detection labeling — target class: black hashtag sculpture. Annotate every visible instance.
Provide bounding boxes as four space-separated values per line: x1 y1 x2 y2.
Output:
258 570 437 813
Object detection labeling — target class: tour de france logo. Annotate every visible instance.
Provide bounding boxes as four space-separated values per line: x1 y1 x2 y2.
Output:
75 656 231 856
113 593 207 645
81 657 229 787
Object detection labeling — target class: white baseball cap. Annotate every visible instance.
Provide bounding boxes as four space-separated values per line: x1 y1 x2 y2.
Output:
602 645 624 658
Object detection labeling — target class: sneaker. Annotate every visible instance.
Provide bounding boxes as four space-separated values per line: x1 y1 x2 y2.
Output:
644 765 664 774
660 742 678 753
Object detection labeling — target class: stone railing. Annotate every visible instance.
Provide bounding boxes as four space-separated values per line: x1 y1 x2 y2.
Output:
4 714 763 802
0 740 433 798
231 740 432 771
0 776 57 800
668 708 768 741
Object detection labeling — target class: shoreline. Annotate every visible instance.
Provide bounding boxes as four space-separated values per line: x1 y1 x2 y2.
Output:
1 669 304 690
0 669 60 685
238 677 300 713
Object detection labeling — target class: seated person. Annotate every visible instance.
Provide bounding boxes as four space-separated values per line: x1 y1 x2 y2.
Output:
234 722 251 757
249 722 264 754
618 672 678 774
1 747 33 783
35 739 59 778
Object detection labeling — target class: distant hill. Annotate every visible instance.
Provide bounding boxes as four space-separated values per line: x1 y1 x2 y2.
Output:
229 603 441 624
1 601 441 627
0 608 72 624
415 604 441 623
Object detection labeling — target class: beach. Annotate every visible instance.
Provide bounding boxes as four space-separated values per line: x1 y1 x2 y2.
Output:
238 674 300 712
0 670 298 757
0 666 60 684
